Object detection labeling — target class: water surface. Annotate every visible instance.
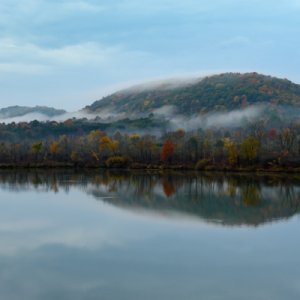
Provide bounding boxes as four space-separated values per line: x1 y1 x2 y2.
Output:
0 170 299 300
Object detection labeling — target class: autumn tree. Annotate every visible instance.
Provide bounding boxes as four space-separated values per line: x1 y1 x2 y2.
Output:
223 138 238 166
32 142 43 162
100 136 119 156
70 151 79 165
214 139 224 163
279 127 296 154
203 130 213 159
128 134 141 161
129 134 140 143
57 135 71 161
0 143 8 163
186 137 199 163
175 128 185 139
240 136 260 163
268 128 277 140
161 139 174 163
49 141 59 159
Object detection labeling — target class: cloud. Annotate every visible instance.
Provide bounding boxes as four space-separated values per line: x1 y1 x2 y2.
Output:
167 105 265 131
112 0 216 14
288 0 300 8
0 38 125 69
0 0 104 25
220 36 252 48
0 0 299 111
204 106 264 127
122 76 203 93
152 105 177 118
0 111 89 124
0 62 48 74
61 1 105 13
0 35 166 110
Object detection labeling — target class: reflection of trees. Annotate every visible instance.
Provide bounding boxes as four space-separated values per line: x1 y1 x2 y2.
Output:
162 175 176 197
240 184 261 206
1 170 300 226
227 180 237 197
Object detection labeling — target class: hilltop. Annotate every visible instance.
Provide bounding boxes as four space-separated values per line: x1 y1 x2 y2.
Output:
85 73 300 116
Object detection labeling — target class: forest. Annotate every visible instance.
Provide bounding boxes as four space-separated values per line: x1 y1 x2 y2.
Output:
0 119 300 171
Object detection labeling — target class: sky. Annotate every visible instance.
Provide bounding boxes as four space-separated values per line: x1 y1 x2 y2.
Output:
0 0 300 111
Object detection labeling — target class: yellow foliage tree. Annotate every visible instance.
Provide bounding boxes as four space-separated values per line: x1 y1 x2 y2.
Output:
223 138 238 166
49 141 59 156
100 136 119 155
70 151 78 162
129 134 140 143
88 130 105 142
240 136 259 162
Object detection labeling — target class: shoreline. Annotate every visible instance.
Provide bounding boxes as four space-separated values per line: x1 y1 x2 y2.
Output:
0 163 299 174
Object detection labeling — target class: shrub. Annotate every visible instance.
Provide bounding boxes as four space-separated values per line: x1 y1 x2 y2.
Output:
195 159 211 170
105 156 130 168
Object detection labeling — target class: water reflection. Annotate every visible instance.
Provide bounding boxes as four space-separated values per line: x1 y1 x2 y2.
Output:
0 170 300 226
1 170 300 300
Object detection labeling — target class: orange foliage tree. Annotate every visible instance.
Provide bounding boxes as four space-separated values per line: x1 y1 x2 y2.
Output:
161 139 174 163
49 141 59 157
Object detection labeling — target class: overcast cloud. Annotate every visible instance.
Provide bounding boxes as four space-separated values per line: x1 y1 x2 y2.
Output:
0 0 299 110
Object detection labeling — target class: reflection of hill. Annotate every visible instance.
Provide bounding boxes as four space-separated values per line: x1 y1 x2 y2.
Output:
88 173 300 226
0 170 300 227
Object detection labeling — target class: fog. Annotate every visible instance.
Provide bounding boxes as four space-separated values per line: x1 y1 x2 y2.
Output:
0 73 297 130
0 111 90 124
119 76 203 94
168 105 266 130
0 104 270 132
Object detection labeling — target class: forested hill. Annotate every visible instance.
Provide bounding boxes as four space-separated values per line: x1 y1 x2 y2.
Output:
0 106 66 119
85 73 300 116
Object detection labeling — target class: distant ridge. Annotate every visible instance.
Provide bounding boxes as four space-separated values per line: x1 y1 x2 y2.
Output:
0 105 66 119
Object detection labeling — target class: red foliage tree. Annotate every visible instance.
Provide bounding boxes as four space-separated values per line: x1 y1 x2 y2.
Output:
161 139 174 163
268 128 277 140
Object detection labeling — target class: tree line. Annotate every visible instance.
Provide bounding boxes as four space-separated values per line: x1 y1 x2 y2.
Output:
0 121 300 170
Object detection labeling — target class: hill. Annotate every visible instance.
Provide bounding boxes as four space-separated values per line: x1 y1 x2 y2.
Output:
85 73 300 116
0 106 66 120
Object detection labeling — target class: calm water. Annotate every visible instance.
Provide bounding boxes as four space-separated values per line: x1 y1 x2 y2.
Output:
0 170 300 300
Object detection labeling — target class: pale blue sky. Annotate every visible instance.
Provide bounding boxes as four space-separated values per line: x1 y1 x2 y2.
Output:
0 0 300 110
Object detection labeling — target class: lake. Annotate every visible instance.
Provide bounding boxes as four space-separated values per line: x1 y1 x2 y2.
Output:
0 170 299 300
